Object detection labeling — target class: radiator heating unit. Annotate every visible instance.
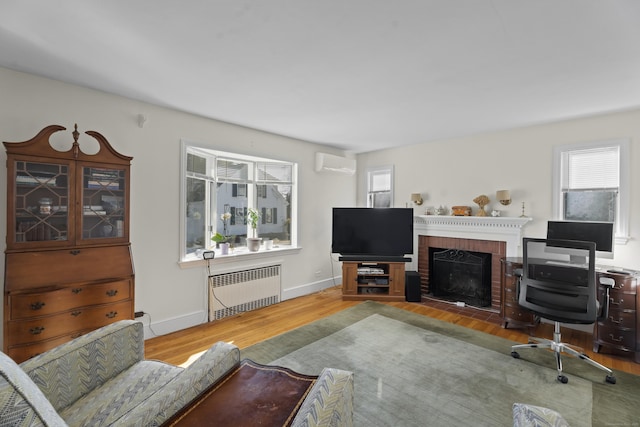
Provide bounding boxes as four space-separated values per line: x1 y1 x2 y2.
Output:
209 264 281 321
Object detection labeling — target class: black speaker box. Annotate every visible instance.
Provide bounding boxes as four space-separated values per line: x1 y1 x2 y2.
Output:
405 271 422 302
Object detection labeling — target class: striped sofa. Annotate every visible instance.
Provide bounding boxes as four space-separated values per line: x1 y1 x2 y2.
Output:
0 320 354 426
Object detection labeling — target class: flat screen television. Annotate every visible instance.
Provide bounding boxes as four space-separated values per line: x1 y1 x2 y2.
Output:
546 220 614 261
331 207 413 261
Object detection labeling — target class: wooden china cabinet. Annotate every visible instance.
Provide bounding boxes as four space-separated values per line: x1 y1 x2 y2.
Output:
3 124 134 363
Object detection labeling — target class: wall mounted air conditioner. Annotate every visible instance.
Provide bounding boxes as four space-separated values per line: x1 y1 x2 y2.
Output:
315 152 356 175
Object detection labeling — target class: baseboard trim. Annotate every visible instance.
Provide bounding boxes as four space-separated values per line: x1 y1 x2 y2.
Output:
281 277 339 301
141 310 207 340
141 277 340 339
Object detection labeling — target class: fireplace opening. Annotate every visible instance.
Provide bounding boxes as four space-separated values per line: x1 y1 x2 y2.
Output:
429 248 491 307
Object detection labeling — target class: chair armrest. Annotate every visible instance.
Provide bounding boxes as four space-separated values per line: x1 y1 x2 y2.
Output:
114 341 241 426
291 368 354 427
20 320 144 411
598 277 616 320
0 351 68 426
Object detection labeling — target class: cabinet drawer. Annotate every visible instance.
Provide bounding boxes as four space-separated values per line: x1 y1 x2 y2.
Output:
596 324 636 349
5 245 134 291
7 333 81 362
8 280 131 320
7 300 132 346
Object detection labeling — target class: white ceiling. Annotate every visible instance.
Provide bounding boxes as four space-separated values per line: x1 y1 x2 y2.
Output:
1 1 640 153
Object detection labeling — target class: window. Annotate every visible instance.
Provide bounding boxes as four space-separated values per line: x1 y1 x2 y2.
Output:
181 142 297 260
366 166 393 208
553 139 629 243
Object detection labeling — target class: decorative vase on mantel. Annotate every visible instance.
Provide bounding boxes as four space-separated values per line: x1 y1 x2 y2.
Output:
473 194 490 217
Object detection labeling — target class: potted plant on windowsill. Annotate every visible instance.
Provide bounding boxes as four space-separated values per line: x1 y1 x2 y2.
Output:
246 208 262 252
212 212 233 254
212 232 232 255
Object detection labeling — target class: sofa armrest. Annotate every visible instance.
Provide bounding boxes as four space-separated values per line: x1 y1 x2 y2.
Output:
113 341 241 426
291 368 354 427
0 351 68 427
20 320 144 411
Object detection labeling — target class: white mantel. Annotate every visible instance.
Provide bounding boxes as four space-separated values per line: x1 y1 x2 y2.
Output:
412 216 532 264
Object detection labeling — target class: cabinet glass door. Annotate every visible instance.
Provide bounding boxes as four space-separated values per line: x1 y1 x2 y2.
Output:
81 166 126 240
13 161 70 243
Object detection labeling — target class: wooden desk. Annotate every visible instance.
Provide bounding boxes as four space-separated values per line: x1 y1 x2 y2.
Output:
593 270 640 363
501 257 640 363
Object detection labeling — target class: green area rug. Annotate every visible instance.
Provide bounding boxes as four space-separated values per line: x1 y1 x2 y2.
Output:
242 301 640 426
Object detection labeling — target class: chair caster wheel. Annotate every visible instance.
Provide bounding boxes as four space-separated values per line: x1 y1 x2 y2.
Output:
557 375 569 384
511 351 520 359
606 375 616 384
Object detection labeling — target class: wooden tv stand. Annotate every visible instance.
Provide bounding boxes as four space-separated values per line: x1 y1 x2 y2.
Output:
341 260 405 301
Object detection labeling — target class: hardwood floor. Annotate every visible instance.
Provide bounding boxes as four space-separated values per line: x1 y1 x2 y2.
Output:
144 286 640 376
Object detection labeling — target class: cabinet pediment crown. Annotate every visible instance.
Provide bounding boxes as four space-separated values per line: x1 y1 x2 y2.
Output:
3 124 132 165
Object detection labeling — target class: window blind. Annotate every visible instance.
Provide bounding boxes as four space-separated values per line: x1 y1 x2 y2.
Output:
566 146 619 190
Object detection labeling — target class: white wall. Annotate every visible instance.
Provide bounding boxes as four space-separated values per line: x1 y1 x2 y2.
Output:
3 65 639 344
357 109 640 270
0 67 355 341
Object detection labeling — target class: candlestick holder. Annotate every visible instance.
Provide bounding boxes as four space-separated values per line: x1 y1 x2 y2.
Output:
519 202 527 218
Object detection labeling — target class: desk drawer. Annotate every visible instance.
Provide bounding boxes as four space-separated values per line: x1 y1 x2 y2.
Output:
599 308 636 330
596 324 636 350
605 291 636 311
503 287 519 304
503 304 535 322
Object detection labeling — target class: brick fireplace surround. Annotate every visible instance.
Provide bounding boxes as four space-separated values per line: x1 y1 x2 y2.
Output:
413 216 531 311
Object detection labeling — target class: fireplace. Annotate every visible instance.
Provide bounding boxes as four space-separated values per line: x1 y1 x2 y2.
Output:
430 248 491 307
413 216 530 311
417 235 506 310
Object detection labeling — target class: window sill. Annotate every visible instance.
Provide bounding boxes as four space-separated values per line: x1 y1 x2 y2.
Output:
179 245 302 269
616 235 630 245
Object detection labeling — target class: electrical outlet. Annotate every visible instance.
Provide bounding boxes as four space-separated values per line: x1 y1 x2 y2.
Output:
134 311 145 318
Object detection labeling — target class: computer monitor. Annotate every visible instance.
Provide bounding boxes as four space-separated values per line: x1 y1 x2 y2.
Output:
546 220 614 262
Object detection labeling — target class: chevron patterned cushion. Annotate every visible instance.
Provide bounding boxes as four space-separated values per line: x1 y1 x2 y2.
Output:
21 320 145 412
58 360 182 426
0 351 66 427
513 403 570 427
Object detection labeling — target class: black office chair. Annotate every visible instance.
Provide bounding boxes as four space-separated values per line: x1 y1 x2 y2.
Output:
510 238 616 384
